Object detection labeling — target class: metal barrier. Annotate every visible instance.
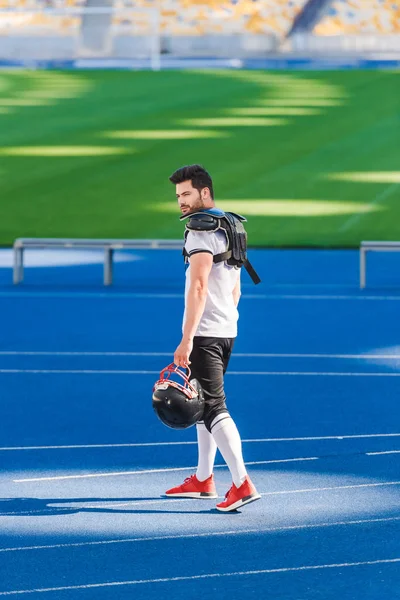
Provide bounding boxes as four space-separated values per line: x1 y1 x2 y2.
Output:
13 238 183 285
360 241 400 289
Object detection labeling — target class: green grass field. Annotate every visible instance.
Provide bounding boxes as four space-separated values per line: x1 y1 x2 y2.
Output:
0 68 399 247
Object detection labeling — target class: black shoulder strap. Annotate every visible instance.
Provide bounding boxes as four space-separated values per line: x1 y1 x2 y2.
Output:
213 251 261 285
243 258 261 285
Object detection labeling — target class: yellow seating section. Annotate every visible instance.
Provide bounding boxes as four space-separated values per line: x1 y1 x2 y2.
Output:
1 0 308 36
2 1 398 36
314 0 400 35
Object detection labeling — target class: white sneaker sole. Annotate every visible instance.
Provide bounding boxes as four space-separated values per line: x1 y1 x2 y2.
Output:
165 491 218 499
216 492 261 512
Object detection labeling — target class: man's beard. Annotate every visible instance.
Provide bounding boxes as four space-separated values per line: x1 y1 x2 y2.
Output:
191 194 206 213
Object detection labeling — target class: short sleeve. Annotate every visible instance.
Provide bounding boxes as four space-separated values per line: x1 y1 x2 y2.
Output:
184 231 216 258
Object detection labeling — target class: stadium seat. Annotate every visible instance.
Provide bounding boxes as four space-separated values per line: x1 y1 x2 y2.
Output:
314 0 400 35
111 0 309 37
13 1 397 39
1 1 309 37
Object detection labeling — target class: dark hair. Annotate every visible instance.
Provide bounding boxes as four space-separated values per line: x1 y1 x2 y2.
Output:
169 164 214 199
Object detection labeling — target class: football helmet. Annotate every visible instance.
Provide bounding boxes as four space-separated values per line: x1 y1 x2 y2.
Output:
152 363 205 429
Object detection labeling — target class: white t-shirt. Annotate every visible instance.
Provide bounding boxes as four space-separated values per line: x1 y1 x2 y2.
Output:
183 229 240 338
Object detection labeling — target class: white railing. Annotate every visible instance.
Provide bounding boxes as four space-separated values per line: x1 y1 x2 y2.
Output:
360 241 400 289
13 237 183 285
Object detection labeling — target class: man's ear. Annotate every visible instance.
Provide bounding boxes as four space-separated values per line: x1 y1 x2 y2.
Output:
202 187 210 200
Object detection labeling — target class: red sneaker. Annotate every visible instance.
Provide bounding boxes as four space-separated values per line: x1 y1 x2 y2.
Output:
165 474 218 499
216 477 261 512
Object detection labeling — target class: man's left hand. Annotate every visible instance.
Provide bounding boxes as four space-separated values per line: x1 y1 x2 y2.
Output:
174 338 193 369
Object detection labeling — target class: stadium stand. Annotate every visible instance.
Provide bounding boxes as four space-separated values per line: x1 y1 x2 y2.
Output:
0 0 309 37
0 14 80 36
114 0 310 37
314 0 400 35
1 0 399 60
0 0 85 34
0 1 85 6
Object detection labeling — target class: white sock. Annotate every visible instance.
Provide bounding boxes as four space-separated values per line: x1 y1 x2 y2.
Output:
210 414 247 488
196 422 217 482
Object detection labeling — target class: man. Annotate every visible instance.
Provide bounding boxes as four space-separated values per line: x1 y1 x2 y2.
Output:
165 164 260 512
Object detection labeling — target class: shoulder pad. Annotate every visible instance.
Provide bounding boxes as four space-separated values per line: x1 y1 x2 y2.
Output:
179 207 225 222
205 207 225 218
225 211 247 223
182 212 220 232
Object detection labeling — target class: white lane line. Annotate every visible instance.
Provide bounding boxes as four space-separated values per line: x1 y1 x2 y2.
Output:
0 292 186 300
1 369 399 376
243 294 400 301
1 291 400 300
0 441 198 451
1 351 400 359
1 515 400 553
12 465 195 483
261 480 400 495
2 432 400 452
0 351 172 357
0 368 175 375
235 353 400 359
247 433 400 442
0 558 399 595
229 372 400 377
367 450 400 456
12 457 318 483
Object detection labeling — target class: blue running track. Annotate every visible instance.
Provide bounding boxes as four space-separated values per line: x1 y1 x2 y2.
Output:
0 247 400 599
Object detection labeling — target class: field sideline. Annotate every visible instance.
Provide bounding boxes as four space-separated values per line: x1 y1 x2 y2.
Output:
0 69 399 247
